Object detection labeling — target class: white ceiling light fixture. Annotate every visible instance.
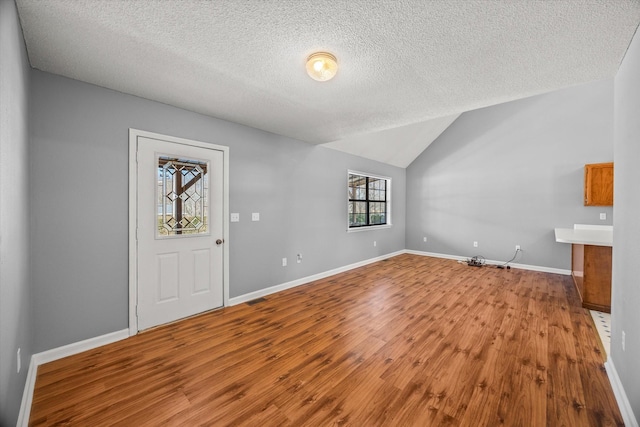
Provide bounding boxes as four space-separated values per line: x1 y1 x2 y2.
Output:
306 52 338 82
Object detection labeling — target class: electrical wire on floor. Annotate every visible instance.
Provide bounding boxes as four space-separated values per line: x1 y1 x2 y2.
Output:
496 248 522 269
458 255 486 266
459 248 522 269
467 255 485 267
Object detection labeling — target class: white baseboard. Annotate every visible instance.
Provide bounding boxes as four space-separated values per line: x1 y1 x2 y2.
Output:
17 329 129 427
405 249 468 262
16 356 38 427
32 329 129 366
405 249 572 276
605 360 639 427
229 250 406 305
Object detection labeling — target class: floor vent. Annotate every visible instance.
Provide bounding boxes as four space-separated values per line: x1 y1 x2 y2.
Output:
246 297 267 306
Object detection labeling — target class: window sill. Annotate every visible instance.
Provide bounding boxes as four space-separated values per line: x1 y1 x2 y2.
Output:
347 224 392 233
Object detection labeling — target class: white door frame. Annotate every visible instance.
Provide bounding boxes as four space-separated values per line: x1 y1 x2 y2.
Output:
128 128 230 336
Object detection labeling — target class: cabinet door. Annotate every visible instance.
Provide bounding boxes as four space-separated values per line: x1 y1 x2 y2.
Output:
584 162 613 206
583 245 612 313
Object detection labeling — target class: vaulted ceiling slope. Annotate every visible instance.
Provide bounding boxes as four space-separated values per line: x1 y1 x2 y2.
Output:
16 1 640 167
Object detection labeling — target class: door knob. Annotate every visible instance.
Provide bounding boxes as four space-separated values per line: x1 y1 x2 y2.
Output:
216 239 224 246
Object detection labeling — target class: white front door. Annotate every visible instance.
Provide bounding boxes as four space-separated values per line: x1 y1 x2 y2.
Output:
135 134 225 330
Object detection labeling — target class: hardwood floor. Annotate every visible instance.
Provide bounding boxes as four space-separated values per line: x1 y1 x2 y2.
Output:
29 254 623 426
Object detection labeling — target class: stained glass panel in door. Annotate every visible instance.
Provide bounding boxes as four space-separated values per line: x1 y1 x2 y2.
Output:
157 156 209 237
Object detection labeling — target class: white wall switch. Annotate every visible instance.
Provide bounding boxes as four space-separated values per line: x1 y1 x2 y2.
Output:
473 241 478 248
231 213 240 222
600 212 607 220
252 212 260 221
282 257 287 267
423 236 427 242
373 241 377 247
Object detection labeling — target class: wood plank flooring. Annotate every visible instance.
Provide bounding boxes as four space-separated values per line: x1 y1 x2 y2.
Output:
29 254 623 426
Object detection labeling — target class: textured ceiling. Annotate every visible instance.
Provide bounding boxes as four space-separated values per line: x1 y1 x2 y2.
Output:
15 0 640 166
323 113 460 168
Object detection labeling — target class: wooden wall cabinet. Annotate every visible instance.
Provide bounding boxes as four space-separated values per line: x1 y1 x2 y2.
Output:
584 162 613 206
571 243 612 313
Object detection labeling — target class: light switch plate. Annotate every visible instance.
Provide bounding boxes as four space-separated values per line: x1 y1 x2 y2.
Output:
231 213 240 222
252 213 260 221
600 213 606 220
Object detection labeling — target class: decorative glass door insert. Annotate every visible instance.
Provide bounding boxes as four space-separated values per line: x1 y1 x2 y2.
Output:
157 155 209 237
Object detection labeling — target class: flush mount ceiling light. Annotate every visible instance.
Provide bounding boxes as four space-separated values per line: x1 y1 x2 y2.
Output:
306 52 338 82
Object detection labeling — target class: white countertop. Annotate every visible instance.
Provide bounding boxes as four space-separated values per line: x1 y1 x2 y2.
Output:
554 224 613 247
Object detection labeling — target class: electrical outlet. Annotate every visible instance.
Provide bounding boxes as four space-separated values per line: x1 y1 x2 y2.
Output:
423 236 427 242
282 258 287 267
600 213 607 220
252 212 260 221
17 348 21 373
516 245 521 251
374 241 377 247
297 253 302 263
622 331 626 351
473 241 478 248
230 213 240 222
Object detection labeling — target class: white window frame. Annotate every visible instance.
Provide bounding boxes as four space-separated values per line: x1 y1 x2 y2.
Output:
347 170 392 232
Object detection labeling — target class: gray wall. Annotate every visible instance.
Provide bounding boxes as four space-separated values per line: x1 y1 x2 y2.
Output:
406 79 614 270
612 27 640 422
0 0 32 424
29 70 406 353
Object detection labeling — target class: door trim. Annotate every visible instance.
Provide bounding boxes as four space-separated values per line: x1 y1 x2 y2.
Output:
128 128 230 336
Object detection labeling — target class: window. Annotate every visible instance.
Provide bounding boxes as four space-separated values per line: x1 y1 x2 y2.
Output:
348 171 390 229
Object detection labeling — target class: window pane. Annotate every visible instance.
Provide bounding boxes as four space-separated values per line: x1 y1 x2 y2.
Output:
369 202 387 225
158 156 209 237
349 201 367 226
349 174 367 201
369 178 386 201
369 178 382 191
